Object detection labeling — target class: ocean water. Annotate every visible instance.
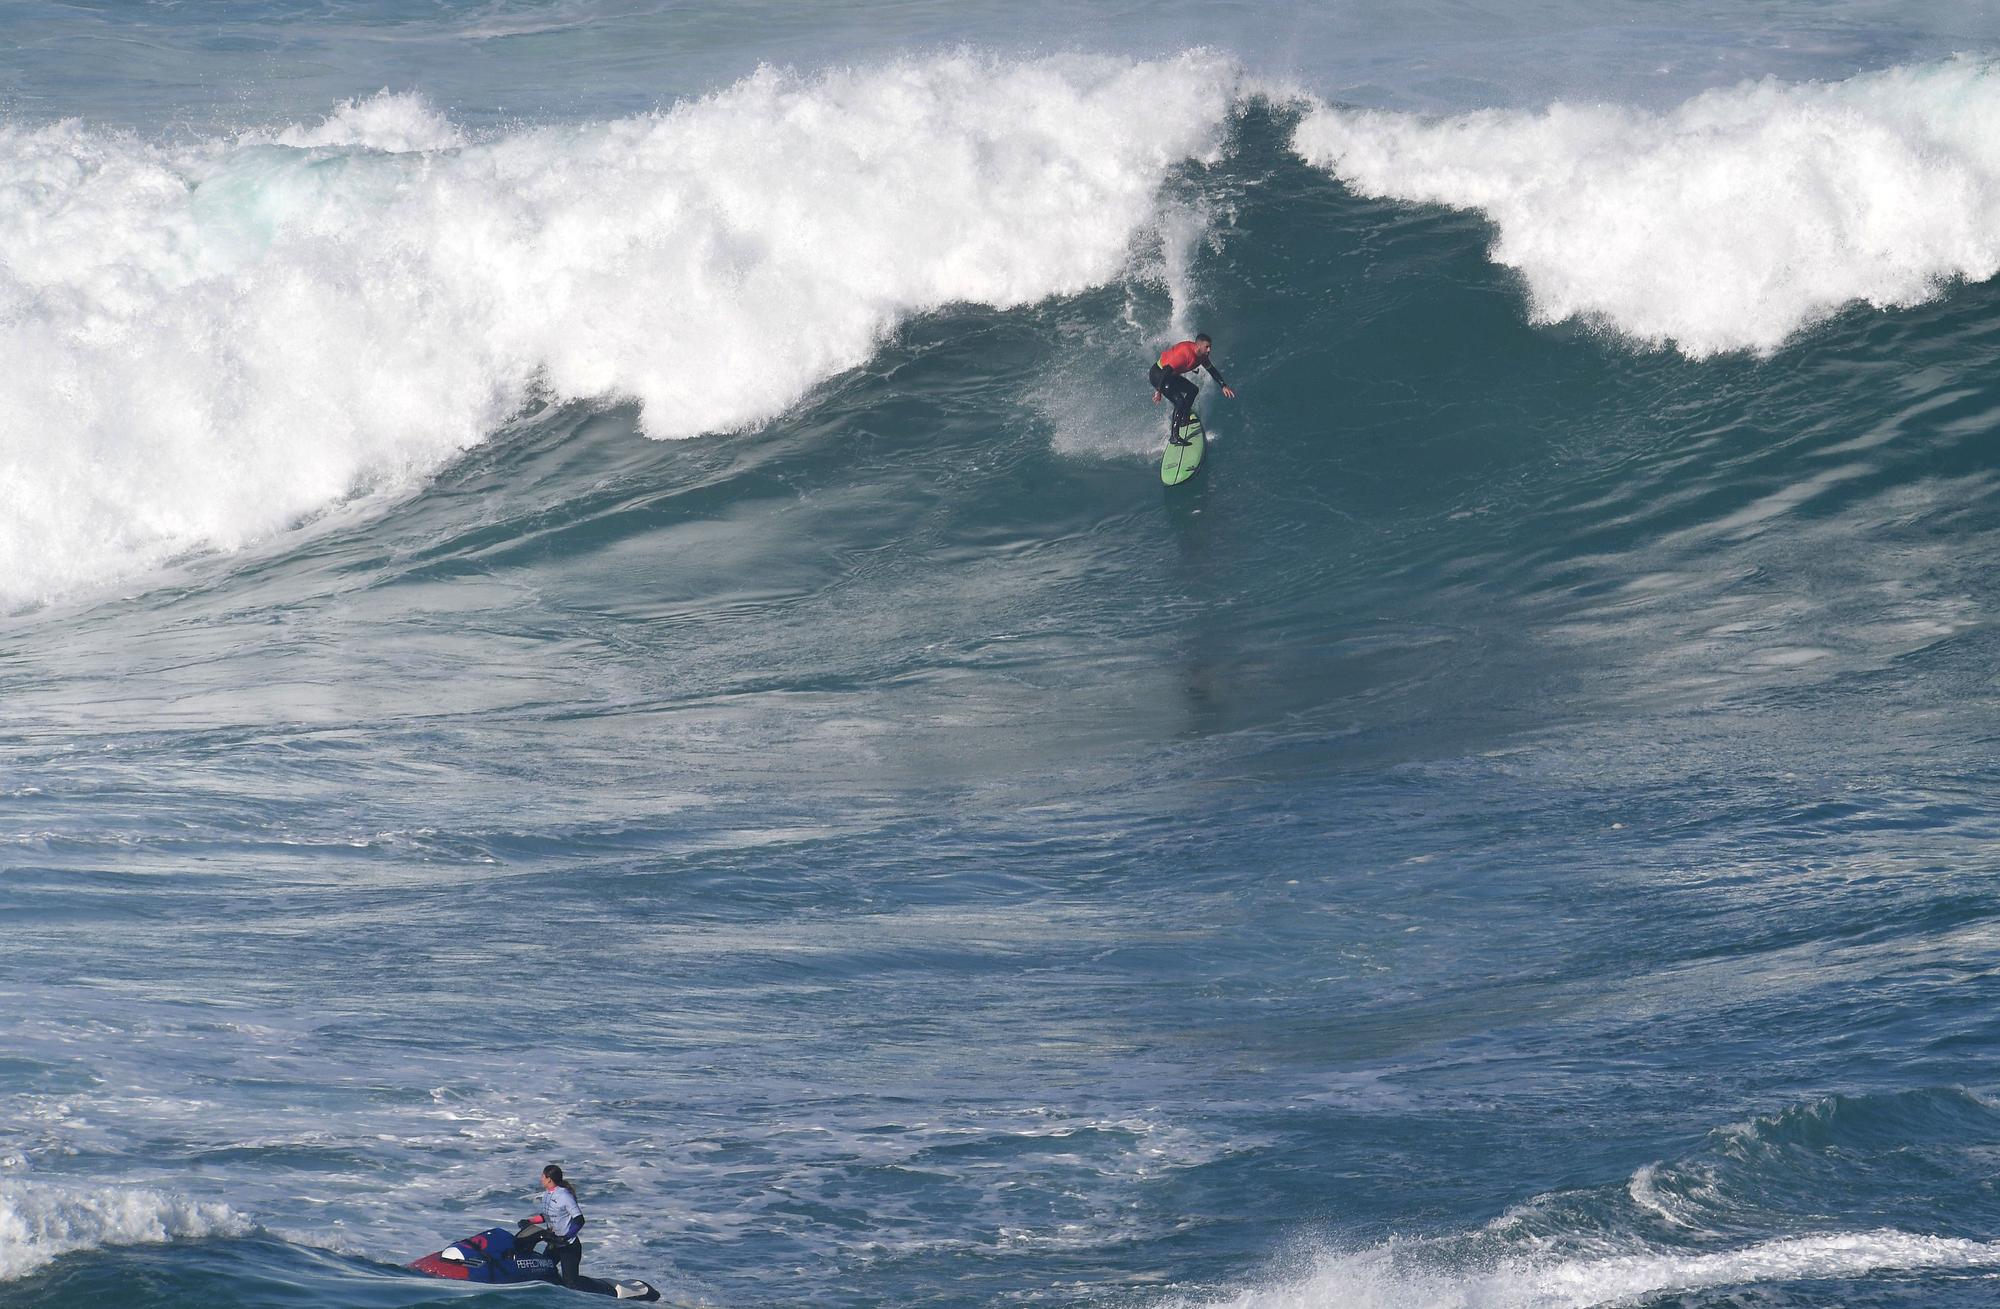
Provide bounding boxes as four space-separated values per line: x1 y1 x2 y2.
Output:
9 3 2000 1307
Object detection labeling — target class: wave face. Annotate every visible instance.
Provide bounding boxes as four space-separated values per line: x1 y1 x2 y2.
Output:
11 19 2000 1309
0 53 1235 606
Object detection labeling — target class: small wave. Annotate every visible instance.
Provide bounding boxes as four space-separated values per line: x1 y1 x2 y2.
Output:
0 1179 250 1281
1170 1229 2000 1309
1173 1086 2000 1309
1292 56 2000 357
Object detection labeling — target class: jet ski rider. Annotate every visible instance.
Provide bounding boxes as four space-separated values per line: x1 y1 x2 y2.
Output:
516 1163 585 1286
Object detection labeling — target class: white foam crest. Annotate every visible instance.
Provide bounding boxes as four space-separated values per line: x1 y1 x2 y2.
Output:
1170 1230 2000 1309
1625 1163 1703 1232
1293 57 2000 356
262 90 468 153
0 53 1239 607
0 1179 250 1281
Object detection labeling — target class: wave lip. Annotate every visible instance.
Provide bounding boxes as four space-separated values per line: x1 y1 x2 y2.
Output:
0 1179 250 1281
0 51 1240 610
1293 56 2000 357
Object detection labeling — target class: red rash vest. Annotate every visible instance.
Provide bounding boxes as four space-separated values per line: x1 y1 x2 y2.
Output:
1156 341 1227 386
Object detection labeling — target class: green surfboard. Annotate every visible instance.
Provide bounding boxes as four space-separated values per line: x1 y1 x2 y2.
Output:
1160 413 1206 485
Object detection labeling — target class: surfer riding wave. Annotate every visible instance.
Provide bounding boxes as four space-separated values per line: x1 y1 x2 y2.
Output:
1150 333 1235 442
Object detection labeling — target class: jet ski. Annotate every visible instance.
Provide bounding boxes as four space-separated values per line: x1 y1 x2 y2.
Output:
408 1224 662 1300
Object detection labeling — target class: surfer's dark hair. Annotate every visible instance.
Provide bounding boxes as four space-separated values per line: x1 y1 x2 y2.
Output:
1194 333 1212 345
543 1163 576 1197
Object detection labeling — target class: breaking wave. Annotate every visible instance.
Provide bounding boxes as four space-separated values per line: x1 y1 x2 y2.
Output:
0 1179 249 1281
1294 57 2000 357
0 52 1240 606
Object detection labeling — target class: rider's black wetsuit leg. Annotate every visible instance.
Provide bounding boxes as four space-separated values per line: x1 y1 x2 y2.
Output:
1150 364 1199 439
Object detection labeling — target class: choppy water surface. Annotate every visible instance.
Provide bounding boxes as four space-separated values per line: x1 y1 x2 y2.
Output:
8 5 2000 1307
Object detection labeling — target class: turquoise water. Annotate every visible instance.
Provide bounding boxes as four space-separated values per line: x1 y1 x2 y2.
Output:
9 6 2000 1307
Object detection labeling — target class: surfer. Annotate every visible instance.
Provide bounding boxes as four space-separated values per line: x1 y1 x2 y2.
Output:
1150 333 1235 443
515 1163 586 1287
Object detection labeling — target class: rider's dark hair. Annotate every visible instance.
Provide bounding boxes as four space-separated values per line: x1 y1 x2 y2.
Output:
543 1163 576 1197
1194 333 1212 345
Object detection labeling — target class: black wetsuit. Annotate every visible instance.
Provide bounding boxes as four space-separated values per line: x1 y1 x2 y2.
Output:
515 1226 583 1286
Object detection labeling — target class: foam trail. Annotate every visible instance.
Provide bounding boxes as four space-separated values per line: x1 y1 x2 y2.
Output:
0 53 1239 608
1293 57 2000 357
1170 1231 2000 1309
0 1179 250 1280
